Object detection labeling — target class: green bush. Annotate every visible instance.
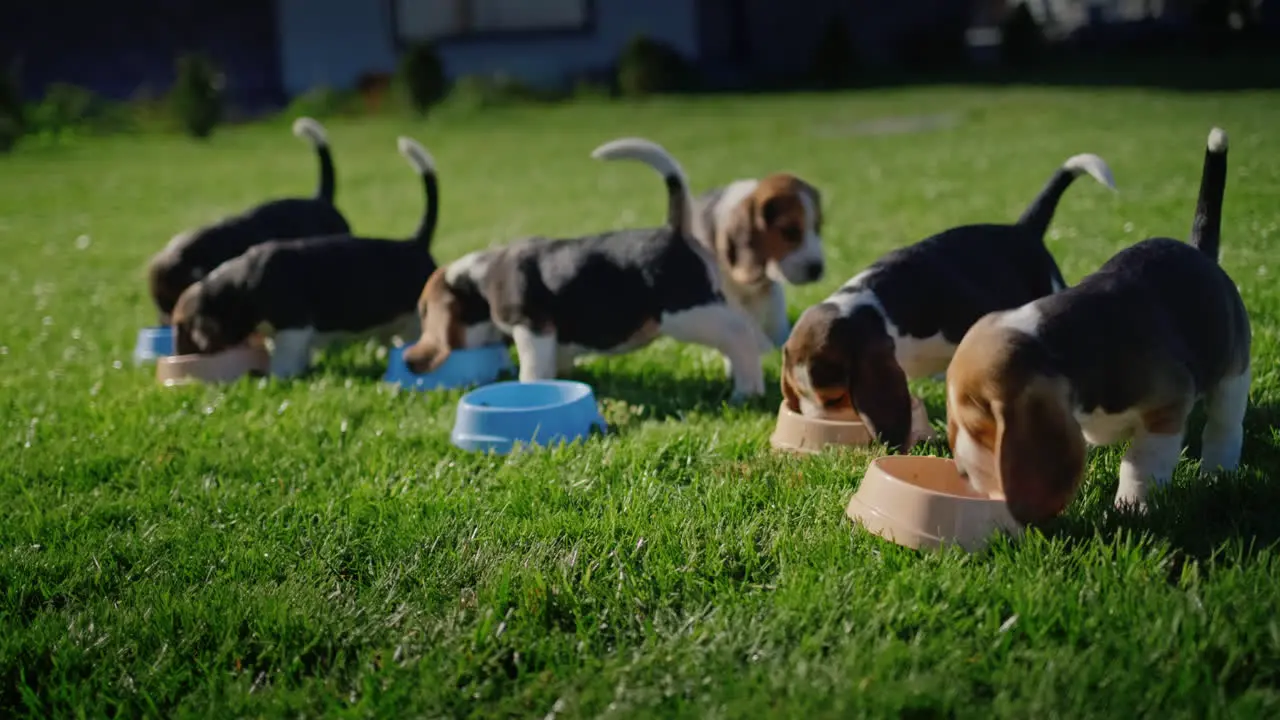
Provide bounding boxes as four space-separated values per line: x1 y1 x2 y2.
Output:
286 86 360 120
0 114 19 153
809 16 859 88
440 73 554 114
398 42 447 115
0 63 21 153
28 83 100 138
170 53 224 139
616 35 695 97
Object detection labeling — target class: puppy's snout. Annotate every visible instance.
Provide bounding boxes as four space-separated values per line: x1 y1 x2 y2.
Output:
805 261 824 282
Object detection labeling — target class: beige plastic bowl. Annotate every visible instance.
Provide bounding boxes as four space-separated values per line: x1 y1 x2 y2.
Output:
770 395 936 453
846 456 1021 551
156 345 270 386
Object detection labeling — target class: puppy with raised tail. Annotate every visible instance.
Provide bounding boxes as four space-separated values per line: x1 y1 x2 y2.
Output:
148 117 351 323
693 171 825 347
781 150 1117 450
946 128 1249 524
172 137 441 378
401 137 770 399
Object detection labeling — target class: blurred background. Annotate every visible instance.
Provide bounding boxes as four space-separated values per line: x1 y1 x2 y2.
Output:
0 0 1276 147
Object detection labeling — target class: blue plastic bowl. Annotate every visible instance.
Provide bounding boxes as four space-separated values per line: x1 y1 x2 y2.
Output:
384 342 514 391
451 380 607 454
133 326 175 364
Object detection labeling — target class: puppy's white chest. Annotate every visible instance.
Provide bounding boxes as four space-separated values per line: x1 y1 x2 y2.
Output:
1075 406 1142 446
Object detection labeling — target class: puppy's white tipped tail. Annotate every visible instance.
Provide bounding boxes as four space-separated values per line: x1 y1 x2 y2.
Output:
291 116 328 147
1208 127 1228 153
397 136 436 175
591 137 688 185
1191 127 1228 262
1062 153 1117 191
591 137 693 235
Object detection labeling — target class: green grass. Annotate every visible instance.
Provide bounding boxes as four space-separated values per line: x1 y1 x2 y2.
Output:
3 87 1280 718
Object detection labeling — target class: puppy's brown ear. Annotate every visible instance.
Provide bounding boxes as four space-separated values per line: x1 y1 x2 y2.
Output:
994 376 1086 525
402 268 462 374
719 200 766 287
402 338 452 374
851 340 913 451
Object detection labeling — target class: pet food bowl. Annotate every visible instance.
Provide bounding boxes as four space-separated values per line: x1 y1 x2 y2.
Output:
133 326 175 364
451 380 607 454
384 343 514 391
155 345 270 386
846 456 1021 552
770 395 936 453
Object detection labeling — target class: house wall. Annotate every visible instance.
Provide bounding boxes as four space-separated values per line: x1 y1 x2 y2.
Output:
0 0 283 106
275 0 699 97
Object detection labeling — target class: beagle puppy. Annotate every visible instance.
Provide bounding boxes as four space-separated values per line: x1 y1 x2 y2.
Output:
148 117 351 323
947 128 1249 524
692 173 825 347
401 137 771 399
782 150 1117 450
172 137 440 378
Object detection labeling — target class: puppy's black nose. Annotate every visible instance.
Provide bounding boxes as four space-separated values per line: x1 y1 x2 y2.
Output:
805 261 824 282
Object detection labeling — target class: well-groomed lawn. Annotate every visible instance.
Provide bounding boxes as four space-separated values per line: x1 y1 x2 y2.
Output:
2 86 1279 718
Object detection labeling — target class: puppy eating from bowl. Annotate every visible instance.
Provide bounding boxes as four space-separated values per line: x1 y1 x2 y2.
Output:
148 117 351 324
946 128 1249 524
401 137 772 400
171 136 441 378
781 149 1117 451
692 170 826 347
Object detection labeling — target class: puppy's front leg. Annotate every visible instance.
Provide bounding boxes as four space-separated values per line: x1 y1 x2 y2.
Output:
512 325 559 382
269 327 316 379
761 282 792 350
1115 426 1186 512
1200 367 1250 474
662 304 765 400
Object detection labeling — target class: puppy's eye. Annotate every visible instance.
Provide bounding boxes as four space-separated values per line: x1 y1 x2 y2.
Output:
781 227 803 243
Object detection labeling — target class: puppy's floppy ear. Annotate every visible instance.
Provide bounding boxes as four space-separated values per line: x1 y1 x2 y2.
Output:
850 338 913 451
402 267 462 373
719 199 767 287
994 376 1086 525
402 337 452 374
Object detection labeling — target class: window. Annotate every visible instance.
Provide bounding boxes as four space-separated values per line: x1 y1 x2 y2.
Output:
393 0 592 42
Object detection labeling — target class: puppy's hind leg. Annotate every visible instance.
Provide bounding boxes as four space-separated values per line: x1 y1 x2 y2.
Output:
663 304 765 400
269 327 316 379
512 325 559 382
1200 366 1250 473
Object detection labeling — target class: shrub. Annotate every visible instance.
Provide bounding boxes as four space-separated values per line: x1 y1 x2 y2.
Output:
616 34 695 97
28 83 100 138
398 42 447 115
0 114 18 153
0 63 21 153
286 86 359 120
809 16 858 88
170 53 223 139
0 61 21 127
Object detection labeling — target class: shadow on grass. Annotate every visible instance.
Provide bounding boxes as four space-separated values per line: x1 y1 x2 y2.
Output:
1037 401 1280 567
566 364 785 431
